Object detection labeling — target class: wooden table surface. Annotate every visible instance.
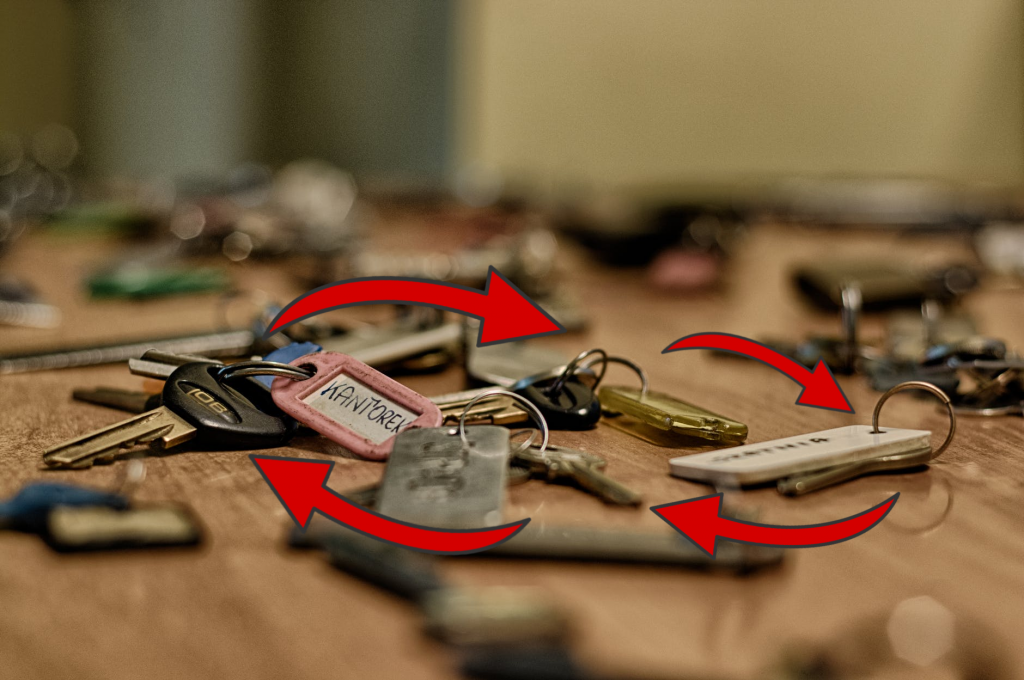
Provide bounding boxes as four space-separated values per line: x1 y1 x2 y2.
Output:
1 212 1022 680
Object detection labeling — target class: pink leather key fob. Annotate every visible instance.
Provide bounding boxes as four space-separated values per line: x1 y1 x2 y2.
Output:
271 352 443 460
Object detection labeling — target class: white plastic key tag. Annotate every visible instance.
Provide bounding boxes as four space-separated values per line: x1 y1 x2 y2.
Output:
669 425 931 487
270 352 442 460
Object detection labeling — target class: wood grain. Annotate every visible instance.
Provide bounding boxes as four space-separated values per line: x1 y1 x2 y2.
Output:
1 215 1022 680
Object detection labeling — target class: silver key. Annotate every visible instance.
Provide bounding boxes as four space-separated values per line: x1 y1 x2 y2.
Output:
128 350 224 380
319 320 461 368
513 444 642 506
42 408 196 469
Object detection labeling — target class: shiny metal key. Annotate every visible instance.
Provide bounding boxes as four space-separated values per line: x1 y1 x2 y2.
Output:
430 387 531 426
44 362 295 469
513 444 642 506
777 446 933 496
128 349 223 380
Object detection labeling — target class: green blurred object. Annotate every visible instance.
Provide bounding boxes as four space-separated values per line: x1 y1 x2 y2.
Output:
88 265 230 299
46 202 155 236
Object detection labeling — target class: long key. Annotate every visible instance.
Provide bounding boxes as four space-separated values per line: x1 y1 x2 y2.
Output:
44 362 295 469
513 444 642 506
0 329 255 375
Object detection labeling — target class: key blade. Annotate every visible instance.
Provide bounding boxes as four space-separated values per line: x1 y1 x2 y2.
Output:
567 460 643 506
129 352 222 379
43 409 197 469
73 388 160 414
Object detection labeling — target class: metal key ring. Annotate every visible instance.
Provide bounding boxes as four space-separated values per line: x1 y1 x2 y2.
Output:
216 360 315 382
580 354 649 400
547 348 609 395
458 389 549 454
871 380 956 459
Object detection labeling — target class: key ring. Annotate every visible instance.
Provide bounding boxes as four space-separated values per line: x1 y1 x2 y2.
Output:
216 360 315 382
547 348 609 396
871 381 956 459
580 354 649 400
458 389 549 454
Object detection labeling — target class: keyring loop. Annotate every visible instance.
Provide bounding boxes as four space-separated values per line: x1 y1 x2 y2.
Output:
580 354 649 400
871 380 956 459
458 389 549 454
548 348 609 395
217 360 314 382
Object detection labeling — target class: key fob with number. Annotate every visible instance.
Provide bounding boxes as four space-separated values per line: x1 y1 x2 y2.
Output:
163 363 297 449
511 375 601 430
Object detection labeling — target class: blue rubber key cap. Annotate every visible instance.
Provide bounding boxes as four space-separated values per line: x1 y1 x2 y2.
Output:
0 482 128 534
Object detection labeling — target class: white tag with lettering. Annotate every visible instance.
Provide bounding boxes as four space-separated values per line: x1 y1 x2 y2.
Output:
302 375 419 444
669 425 931 486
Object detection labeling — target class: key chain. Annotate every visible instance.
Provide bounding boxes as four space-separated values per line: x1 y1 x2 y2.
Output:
377 390 549 529
252 352 443 460
511 349 608 430
670 380 956 495
582 354 749 445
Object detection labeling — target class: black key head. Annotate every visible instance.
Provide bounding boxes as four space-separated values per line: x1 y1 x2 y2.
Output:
162 363 296 448
512 375 601 430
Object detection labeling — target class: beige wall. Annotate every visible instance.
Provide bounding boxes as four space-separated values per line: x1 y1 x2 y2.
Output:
0 0 74 133
455 0 1024 190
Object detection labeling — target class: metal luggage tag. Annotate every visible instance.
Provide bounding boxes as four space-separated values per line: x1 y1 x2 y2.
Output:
669 425 930 486
377 425 511 529
271 352 442 460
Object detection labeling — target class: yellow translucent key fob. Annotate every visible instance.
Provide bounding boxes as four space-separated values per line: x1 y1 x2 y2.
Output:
598 386 748 446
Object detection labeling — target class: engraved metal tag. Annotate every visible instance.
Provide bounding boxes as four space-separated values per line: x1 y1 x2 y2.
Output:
377 426 510 529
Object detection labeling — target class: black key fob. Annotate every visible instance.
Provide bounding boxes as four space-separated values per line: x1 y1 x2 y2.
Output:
512 375 601 430
162 363 297 448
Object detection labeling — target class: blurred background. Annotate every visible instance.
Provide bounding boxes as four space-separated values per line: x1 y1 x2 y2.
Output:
3 0 1022 189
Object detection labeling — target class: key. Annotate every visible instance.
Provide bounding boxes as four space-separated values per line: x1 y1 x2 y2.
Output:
44 504 203 552
464 324 573 388
73 387 162 414
318 319 461 370
43 362 296 469
0 329 255 374
430 387 531 426
270 351 442 460
599 386 748 445
776 446 933 496
0 482 128 534
128 349 223 380
513 444 642 506
377 426 511 528
669 425 932 488
477 525 784 573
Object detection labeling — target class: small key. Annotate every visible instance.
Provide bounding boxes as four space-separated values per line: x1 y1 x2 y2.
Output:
513 444 642 506
73 387 162 414
430 387 531 426
44 362 296 469
0 482 128 534
128 349 223 380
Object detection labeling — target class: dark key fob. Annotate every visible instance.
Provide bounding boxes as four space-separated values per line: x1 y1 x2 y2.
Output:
512 375 601 430
162 363 297 448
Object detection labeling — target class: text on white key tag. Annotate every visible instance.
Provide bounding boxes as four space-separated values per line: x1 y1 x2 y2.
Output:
668 425 931 486
303 375 419 444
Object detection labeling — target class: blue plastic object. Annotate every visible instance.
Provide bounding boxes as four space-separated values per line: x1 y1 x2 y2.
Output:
0 482 129 534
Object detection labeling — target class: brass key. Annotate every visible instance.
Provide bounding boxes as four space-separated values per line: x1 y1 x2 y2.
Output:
430 387 531 426
513 444 642 506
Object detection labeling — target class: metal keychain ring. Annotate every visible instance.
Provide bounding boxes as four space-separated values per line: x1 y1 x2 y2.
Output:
871 380 956 459
580 354 649 399
548 348 609 395
458 389 549 454
217 360 315 382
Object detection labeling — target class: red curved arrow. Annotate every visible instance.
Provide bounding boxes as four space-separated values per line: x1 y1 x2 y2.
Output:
652 492 898 558
663 332 854 413
251 456 529 555
265 266 564 346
